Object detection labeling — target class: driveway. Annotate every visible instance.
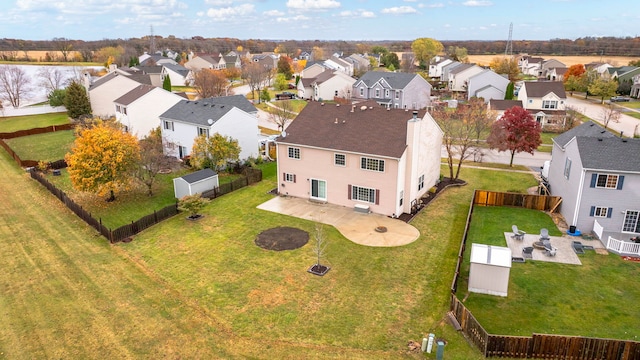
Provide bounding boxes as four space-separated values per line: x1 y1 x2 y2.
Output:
257 196 420 247
565 95 640 137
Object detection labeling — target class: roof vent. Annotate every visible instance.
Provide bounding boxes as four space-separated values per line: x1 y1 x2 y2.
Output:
334 118 338 124
369 106 373 110
350 105 355 113
342 119 346 123
360 106 367 111
321 103 325 106
622 139 628 143
597 138 603 141
336 103 340 107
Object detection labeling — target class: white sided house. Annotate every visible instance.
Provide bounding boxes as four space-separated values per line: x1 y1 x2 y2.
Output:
85 71 153 118
114 84 186 139
467 69 510 102
517 81 567 128
308 71 356 101
160 95 259 161
352 71 432 110
276 101 443 218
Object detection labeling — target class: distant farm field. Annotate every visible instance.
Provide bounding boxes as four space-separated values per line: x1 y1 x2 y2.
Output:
468 54 638 67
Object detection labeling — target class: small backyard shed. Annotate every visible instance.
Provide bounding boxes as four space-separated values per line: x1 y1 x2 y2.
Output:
173 168 219 199
468 243 512 297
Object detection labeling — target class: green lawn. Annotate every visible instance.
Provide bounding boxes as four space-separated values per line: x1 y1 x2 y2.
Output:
0 112 69 132
619 100 640 109
458 206 640 340
5 130 75 162
45 167 244 229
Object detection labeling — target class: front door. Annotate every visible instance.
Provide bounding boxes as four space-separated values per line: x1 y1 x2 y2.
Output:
310 179 327 201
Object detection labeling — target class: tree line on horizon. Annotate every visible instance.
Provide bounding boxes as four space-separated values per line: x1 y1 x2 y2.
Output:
1 36 640 62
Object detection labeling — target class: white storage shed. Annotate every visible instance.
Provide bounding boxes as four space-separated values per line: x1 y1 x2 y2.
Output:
468 243 512 297
173 168 219 199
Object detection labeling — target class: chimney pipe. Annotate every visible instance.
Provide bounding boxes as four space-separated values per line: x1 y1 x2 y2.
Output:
412 110 418 120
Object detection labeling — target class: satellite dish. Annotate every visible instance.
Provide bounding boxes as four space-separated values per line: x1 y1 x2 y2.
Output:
207 118 213 125
281 131 287 138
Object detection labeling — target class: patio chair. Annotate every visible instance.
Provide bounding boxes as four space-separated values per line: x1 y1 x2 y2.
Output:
522 246 534 259
572 241 585 255
542 239 557 257
539 228 550 241
512 225 526 241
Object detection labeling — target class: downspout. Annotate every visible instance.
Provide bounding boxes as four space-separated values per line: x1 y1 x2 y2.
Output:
572 169 586 226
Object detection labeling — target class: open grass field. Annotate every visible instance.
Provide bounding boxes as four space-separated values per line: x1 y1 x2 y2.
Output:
0 113 69 133
468 54 638 67
5 130 75 162
1 142 544 358
459 206 640 340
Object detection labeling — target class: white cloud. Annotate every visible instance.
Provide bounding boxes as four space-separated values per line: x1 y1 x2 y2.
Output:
425 3 444 8
204 0 235 5
381 6 417 14
276 14 310 22
463 0 493 6
286 0 341 10
264 9 285 17
338 9 376 18
206 3 255 19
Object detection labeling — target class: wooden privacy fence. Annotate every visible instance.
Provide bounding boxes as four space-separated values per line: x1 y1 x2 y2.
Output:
0 138 39 168
451 296 640 359
0 123 74 139
474 190 561 211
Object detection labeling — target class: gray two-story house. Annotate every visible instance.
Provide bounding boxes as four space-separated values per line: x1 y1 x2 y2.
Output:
352 71 432 110
548 121 640 253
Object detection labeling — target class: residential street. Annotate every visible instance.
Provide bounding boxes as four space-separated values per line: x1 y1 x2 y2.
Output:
565 95 640 137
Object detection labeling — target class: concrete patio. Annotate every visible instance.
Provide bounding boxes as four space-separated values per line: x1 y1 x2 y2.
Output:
504 231 606 265
257 196 420 247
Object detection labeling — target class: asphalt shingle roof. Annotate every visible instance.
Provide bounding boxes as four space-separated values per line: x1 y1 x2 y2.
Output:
357 71 418 89
553 120 614 148
181 168 217 184
577 137 640 172
522 81 566 98
160 95 256 126
489 99 523 111
277 100 427 158
114 84 156 106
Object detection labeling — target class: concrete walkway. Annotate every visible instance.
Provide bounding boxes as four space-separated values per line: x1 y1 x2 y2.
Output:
257 196 420 247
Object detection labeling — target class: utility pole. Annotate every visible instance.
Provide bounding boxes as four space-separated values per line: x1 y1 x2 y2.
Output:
150 25 156 54
504 22 513 57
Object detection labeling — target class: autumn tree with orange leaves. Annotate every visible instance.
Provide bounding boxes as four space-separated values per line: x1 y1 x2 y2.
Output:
65 123 140 201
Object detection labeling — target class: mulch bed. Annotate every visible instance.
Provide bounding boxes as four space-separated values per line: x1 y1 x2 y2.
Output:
397 177 467 223
255 226 309 251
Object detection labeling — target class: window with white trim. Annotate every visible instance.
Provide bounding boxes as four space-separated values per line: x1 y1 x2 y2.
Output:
564 158 571 179
198 127 209 137
122 107 127 115
335 90 338 96
399 190 403 206
596 174 619 189
375 88 380 98
284 173 296 182
359 87 364 96
360 157 384 172
116 105 121 112
395 90 400 99
418 174 425 190
334 153 346 166
593 206 609 217
623 210 640 233
542 100 558 109
385 89 390 98
352 185 376 203
163 120 174 131
288 147 300 159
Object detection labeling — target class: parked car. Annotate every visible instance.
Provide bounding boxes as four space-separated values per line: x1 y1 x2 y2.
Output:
610 96 630 102
275 92 295 100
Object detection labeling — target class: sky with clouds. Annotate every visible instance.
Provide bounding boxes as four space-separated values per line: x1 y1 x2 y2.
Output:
1 0 638 41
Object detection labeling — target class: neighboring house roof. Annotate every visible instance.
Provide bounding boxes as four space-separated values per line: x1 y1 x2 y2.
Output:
448 63 475 75
576 136 640 172
550 67 568 76
553 120 615 148
301 78 315 87
114 84 157 106
312 70 337 85
180 168 217 184
522 81 566 98
304 61 325 69
278 100 426 159
133 66 163 74
357 71 419 89
489 99 523 111
163 63 191 77
89 71 152 91
608 66 637 75
160 95 257 127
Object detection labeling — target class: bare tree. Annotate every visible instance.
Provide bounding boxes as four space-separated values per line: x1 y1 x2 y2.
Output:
242 63 269 103
268 100 296 131
601 104 621 129
563 106 581 131
135 127 176 196
37 67 66 95
53 37 74 62
0 65 32 108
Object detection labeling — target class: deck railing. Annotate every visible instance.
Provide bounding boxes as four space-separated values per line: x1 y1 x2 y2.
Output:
606 236 640 256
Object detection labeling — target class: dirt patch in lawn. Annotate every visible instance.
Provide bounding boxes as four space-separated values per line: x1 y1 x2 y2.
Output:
255 227 309 251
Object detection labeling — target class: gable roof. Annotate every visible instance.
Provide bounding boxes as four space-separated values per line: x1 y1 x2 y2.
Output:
160 95 257 126
163 63 191 77
553 120 615 148
357 71 420 89
278 100 426 158
114 84 158 106
522 81 566 98
576 136 640 172
89 71 152 91
180 168 217 184
448 63 476 75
